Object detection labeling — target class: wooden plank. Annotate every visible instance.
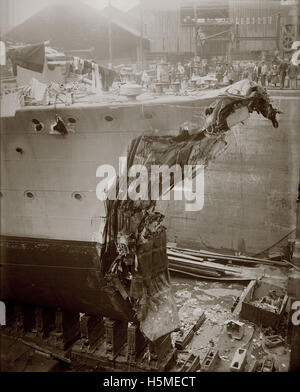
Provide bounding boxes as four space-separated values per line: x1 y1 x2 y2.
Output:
169 267 252 282
19 338 71 364
167 246 286 267
168 255 240 275
169 261 222 277
167 250 242 273
233 279 257 316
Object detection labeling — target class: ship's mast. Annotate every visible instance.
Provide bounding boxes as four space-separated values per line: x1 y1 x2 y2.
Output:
139 0 144 70
108 0 113 67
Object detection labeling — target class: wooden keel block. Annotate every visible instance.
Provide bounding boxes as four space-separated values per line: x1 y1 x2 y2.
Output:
127 323 147 364
13 304 25 332
148 333 172 369
10 303 35 333
79 314 104 349
48 310 80 350
104 318 127 360
32 307 56 337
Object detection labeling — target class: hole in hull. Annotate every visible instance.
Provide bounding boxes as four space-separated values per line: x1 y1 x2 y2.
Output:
32 119 44 132
73 192 83 201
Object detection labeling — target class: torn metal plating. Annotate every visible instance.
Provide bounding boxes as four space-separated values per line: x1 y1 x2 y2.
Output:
100 80 280 341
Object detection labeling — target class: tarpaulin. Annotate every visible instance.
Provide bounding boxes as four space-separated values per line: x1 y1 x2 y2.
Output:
99 65 117 91
8 42 45 74
30 77 48 102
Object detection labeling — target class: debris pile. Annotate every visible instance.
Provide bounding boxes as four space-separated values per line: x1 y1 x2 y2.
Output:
250 290 284 314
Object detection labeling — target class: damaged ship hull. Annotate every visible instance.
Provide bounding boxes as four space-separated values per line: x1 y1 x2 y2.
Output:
0 92 299 316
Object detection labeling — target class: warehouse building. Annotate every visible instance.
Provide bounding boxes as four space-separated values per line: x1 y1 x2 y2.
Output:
128 0 300 60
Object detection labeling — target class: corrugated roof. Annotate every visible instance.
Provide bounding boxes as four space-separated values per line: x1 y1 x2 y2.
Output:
100 6 148 40
4 2 148 51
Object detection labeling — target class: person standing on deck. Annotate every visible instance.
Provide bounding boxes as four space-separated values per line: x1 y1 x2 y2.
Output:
253 62 262 83
235 62 242 82
216 63 223 83
279 61 288 89
203 61 209 76
227 65 235 85
271 63 279 87
261 61 269 87
288 62 298 89
242 65 249 80
248 61 255 81
178 62 185 83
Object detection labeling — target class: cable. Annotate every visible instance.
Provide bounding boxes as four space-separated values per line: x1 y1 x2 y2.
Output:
253 228 296 257
198 29 231 42
283 259 300 272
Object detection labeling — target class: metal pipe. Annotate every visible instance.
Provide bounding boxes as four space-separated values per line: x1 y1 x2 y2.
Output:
276 13 281 50
193 2 198 57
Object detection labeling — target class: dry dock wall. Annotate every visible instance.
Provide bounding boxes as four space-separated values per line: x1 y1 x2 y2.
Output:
162 95 300 254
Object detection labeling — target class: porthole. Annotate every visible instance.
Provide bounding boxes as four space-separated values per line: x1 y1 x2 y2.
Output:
25 191 35 199
66 117 77 133
144 112 154 120
104 115 115 122
72 192 84 201
47 64 56 71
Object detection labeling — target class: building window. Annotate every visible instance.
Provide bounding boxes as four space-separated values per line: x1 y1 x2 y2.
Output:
236 17 239 24
252 17 255 24
257 17 261 24
268 16 272 24
263 17 267 24
241 17 244 24
246 17 250 24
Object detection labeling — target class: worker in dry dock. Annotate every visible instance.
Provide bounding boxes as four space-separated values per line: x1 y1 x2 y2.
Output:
270 63 279 87
215 63 223 83
260 61 269 87
288 62 298 89
227 64 235 85
253 62 262 83
279 60 288 89
177 62 185 82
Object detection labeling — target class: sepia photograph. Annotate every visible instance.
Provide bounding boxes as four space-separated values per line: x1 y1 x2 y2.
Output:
0 0 299 377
